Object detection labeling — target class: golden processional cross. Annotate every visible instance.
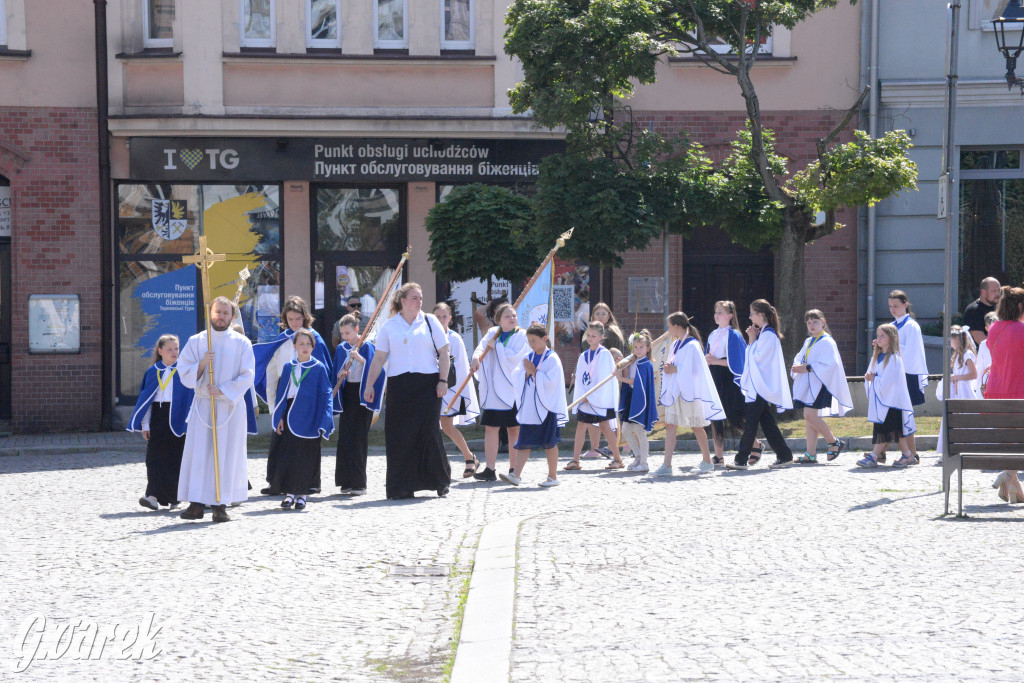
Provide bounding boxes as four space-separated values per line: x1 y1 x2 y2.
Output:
183 236 228 502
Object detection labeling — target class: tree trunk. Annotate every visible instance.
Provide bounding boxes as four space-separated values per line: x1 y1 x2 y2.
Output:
775 207 810 366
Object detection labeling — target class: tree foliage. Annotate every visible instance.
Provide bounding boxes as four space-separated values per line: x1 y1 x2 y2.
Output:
424 184 539 283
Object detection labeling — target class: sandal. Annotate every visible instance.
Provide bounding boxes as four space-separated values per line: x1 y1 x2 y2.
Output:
564 460 582 471
712 455 724 465
605 460 625 470
463 458 479 478
748 443 764 467
825 439 845 462
795 452 817 464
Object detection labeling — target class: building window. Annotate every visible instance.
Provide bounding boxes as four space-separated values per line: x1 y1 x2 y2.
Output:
142 0 174 49
307 0 341 48
441 0 473 50
705 35 772 55
240 0 275 49
115 183 282 401
958 148 1024 311
312 185 406 342
374 0 407 49
0 0 7 47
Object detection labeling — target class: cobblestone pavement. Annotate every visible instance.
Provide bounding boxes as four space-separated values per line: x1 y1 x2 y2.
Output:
2 439 1022 681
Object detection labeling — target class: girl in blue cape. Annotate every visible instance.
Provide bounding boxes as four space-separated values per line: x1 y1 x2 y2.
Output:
272 330 335 510
332 314 385 496
253 296 332 494
704 300 752 465
617 330 658 473
128 334 194 510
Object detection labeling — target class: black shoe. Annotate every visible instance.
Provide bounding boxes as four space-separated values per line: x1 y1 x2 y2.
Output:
281 495 294 509
294 497 307 511
769 457 794 469
437 487 449 498
473 467 497 481
308 488 321 495
260 487 280 496
725 461 749 471
211 505 231 523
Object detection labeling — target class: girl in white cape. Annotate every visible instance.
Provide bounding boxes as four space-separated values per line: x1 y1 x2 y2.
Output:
653 312 723 476
433 303 482 478
975 311 997 395
470 302 529 482
936 325 980 458
502 323 568 488
888 290 928 464
790 309 853 464
858 324 917 468
566 321 623 470
727 299 795 470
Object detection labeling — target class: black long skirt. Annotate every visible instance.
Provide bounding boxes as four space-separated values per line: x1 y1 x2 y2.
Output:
709 364 745 439
384 373 451 498
271 399 321 495
145 403 185 506
336 381 372 489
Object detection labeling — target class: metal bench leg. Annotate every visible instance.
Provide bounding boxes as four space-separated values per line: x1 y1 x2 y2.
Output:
957 466 964 517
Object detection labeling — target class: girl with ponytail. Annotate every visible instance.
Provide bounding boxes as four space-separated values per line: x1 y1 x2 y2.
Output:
727 299 794 470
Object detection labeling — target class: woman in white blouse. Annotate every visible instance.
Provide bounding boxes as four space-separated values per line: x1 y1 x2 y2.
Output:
364 283 452 500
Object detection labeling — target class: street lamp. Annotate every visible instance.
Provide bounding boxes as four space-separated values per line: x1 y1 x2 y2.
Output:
992 0 1024 93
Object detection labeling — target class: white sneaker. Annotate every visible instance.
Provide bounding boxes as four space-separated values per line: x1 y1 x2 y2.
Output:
691 461 715 474
349 488 367 496
499 472 521 486
652 464 673 477
626 459 641 471
139 495 159 510
635 462 650 473
538 477 560 487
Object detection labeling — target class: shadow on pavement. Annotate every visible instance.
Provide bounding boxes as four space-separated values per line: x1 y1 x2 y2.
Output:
848 490 940 511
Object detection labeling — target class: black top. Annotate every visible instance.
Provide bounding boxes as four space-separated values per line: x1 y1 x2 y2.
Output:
962 298 995 337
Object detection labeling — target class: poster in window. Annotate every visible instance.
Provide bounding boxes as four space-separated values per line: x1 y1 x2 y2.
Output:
29 295 81 353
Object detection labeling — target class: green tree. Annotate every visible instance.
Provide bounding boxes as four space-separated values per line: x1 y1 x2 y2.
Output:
425 183 539 284
505 0 918 358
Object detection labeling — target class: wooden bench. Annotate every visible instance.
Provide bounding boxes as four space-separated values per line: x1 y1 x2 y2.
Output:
943 399 1024 516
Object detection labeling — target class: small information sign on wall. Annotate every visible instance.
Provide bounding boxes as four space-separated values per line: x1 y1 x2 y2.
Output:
29 294 81 353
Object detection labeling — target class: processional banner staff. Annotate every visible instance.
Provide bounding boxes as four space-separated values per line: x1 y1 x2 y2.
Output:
182 235 227 503
333 247 411 397
445 228 574 413
568 331 671 411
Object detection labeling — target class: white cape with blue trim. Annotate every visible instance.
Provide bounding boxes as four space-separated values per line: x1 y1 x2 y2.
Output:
740 328 793 412
475 328 529 411
791 334 853 417
660 338 724 421
865 353 917 436
514 350 568 427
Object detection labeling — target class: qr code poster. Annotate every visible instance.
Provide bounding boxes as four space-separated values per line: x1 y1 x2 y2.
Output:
552 285 575 323
152 199 188 241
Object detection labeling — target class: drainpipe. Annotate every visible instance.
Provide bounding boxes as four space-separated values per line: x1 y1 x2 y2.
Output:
95 0 113 430
866 0 880 369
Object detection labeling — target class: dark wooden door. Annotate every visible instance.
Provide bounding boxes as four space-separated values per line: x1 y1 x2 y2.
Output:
0 242 10 419
683 228 774 343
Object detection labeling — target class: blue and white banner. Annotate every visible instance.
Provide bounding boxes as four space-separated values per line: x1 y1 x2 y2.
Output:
517 260 553 334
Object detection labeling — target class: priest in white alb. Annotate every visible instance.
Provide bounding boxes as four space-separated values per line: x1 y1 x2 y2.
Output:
177 296 255 523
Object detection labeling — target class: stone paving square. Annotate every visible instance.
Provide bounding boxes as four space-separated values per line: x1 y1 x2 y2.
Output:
1 442 1023 681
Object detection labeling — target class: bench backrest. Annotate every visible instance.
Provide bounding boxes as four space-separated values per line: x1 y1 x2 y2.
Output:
945 399 1024 456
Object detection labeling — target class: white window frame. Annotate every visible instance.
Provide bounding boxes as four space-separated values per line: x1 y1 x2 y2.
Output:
440 0 474 50
0 0 8 47
240 0 276 49
373 0 408 49
707 35 772 55
306 0 341 48
142 0 174 49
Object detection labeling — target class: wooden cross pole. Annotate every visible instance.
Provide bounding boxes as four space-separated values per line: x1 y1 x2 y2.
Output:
183 236 228 502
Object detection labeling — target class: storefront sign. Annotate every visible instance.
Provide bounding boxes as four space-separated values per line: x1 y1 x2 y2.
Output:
129 137 564 183
132 266 198 360
0 185 10 238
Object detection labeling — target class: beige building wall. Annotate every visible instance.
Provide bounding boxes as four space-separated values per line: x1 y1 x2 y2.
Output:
0 0 96 106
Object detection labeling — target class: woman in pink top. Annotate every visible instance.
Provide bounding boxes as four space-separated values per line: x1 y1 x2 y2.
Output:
985 286 1024 503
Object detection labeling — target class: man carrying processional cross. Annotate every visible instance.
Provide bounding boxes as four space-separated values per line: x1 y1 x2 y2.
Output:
176 238 256 523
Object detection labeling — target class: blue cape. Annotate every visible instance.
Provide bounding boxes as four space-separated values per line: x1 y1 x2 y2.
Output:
127 362 194 437
619 357 658 431
243 389 258 435
253 327 332 403
272 358 335 439
332 341 385 414
706 328 746 385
